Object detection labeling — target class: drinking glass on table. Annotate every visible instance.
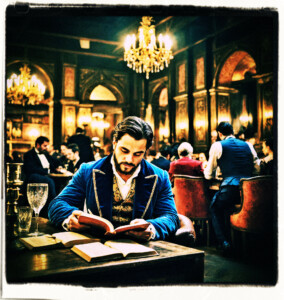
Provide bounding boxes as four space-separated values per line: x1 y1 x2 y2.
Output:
27 183 48 236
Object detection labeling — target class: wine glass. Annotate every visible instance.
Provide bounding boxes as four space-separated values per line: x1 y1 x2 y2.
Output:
27 183 48 236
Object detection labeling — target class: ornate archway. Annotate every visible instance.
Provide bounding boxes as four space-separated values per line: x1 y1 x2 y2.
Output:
211 50 258 137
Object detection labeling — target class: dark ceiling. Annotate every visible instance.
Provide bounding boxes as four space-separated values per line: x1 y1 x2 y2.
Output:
6 4 274 72
6 5 197 65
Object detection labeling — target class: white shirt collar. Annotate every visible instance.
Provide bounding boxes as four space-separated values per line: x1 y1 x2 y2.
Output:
224 135 235 140
110 154 141 184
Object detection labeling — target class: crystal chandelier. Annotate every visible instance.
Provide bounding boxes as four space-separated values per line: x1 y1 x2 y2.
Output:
6 64 46 105
124 16 173 79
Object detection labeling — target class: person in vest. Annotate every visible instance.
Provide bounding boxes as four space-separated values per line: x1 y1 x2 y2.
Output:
204 122 260 253
48 116 179 241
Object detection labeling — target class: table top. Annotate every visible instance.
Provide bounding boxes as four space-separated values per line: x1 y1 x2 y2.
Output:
6 218 204 286
48 172 73 178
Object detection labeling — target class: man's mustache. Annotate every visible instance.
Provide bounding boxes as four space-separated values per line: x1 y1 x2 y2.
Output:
120 162 135 167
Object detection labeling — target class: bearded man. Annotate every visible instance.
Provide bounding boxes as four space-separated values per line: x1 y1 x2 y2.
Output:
48 116 179 241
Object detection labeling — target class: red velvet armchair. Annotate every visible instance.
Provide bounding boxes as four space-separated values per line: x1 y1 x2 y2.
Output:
172 174 210 245
230 175 274 252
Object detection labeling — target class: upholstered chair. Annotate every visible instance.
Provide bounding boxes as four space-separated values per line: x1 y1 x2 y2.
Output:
172 174 211 245
230 175 274 254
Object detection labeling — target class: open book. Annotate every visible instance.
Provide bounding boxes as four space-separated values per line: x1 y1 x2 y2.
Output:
71 239 158 263
19 231 101 250
78 212 149 236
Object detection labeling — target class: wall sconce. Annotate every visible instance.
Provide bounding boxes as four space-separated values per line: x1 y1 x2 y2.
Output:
91 112 110 129
264 111 273 119
78 115 92 127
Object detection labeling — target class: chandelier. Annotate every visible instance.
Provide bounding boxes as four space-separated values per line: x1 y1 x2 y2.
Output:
6 64 46 105
124 16 173 79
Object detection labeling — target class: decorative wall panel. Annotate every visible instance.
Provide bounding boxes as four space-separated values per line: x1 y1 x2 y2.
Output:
195 57 205 90
63 66 76 98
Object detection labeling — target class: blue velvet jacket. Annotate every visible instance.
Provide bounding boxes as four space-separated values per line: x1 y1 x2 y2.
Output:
48 155 179 240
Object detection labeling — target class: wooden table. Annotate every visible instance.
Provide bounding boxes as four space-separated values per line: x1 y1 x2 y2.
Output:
6 218 204 287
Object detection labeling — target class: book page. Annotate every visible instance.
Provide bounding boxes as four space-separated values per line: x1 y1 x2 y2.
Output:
71 242 123 262
104 239 158 258
52 231 100 247
19 235 60 249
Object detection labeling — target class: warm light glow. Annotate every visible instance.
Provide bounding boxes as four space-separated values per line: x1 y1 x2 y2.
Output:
89 85 116 101
33 254 48 271
179 122 187 130
28 128 40 138
218 116 231 123
91 113 110 129
160 127 169 138
124 16 174 79
78 115 92 126
80 39 90 49
196 120 206 127
66 116 74 124
240 114 252 123
6 65 46 105
92 112 104 119
264 111 273 118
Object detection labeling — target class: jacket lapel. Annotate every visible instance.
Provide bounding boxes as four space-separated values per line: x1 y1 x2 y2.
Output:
134 160 158 219
32 148 43 167
91 157 113 220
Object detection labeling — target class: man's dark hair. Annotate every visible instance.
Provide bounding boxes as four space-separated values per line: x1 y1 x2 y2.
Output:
35 136 49 147
264 137 273 151
61 142 68 147
149 149 156 157
76 127 84 134
216 122 234 136
67 143 80 154
113 116 153 149
160 146 171 158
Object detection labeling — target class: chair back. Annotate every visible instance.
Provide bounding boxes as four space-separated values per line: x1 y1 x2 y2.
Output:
230 175 274 233
173 174 210 219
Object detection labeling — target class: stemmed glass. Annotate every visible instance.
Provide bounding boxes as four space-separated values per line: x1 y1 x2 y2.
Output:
27 183 48 236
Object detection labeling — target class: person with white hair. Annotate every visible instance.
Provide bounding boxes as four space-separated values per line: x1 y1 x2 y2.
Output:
168 142 203 182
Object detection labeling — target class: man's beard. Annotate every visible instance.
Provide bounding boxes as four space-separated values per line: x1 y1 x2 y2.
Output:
39 148 47 154
113 153 139 176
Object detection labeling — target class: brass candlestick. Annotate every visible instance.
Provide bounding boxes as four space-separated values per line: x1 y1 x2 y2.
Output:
6 163 24 238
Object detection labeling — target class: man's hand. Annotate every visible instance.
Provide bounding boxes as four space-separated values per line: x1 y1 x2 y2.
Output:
124 219 155 242
67 210 90 232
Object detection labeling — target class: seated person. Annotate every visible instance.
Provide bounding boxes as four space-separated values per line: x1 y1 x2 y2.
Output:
260 137 273 175
151 146 171 171
59 143 69 168
169 142 203 182
47 144 62 163
146 149 156 162
48 116 179 241
22 136 61 218
198 152 208 169
66 143 83 174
